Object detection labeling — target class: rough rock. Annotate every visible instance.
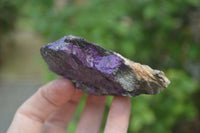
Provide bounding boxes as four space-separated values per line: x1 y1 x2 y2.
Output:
40 35 170 97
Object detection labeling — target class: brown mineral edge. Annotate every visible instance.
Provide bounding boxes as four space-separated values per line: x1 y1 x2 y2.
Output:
114 53 170 96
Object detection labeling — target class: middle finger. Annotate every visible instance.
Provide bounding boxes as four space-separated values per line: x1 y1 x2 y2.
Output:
75 95 107 133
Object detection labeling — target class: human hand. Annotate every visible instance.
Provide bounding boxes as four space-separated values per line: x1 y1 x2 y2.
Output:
7 78 131 133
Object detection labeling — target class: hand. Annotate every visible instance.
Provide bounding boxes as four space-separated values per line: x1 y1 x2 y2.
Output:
7 78 131 133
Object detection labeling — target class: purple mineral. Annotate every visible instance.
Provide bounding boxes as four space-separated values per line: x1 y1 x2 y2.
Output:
40 35 170 97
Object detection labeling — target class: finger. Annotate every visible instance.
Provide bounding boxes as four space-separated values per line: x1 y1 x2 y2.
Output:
104 96 131 133
7 78 76 133
75 95 106 133
43 89 84 133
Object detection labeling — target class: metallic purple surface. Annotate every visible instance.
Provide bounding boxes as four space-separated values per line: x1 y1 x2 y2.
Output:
40 35 170 97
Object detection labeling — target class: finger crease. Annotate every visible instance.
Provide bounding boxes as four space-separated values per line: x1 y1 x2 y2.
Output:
40 90 60 108
68 100 79 105
45 120 67 129
17 110 45 124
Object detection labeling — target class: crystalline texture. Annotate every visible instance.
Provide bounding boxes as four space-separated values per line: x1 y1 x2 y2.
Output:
40 35 170 97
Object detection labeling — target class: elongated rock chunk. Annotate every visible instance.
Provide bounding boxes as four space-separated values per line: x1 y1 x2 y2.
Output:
40 35 170 97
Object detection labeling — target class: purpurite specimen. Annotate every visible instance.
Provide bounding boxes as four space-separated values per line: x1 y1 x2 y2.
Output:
40 35 170 97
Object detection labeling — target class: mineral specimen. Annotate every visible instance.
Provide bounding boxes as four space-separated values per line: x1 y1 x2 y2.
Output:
40 35 170 97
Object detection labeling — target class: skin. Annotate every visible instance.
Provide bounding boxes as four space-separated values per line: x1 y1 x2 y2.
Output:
7 78 131 133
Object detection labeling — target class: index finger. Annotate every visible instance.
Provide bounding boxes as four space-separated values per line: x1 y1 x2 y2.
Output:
7 78 76 133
